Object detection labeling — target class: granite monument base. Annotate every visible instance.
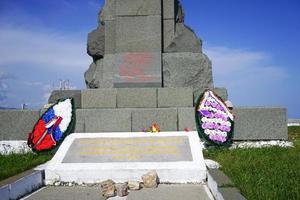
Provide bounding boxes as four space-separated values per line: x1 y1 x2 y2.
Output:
45 132 206 184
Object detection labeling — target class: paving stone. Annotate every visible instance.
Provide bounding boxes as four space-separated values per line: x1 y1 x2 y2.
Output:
0 110 40 140
76 109 131 132
117 88 157 108
48 90 82 108
234 107 288 140
219 187 246 200
115 15 161 52
127 184 211 200
178 108 197 131
158 88 193 108
116 0 161 16
81 89 117 108
131 108 178 131
24 186 105 200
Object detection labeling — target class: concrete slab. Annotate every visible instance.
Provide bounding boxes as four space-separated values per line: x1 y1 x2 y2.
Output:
116 0 161 16
0 170 44 200
219 187 246 200
76 109 131 132
157 88 193 108
112 53 162 88
23 186 104 200
234 107 288 140
0 185 9 200
0 110 40 140
117 88 157 108
48 90 81 108
178 108 197 131
45 132 206 184
115 16 161 52
131 108 178 132
127 184 212 200
24 184 213 200
81 89 117 108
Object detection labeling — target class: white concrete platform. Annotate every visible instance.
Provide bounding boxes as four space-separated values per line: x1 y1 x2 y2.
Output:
45 132 206 184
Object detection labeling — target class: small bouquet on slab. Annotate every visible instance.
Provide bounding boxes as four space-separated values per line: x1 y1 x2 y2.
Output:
143 123 160 133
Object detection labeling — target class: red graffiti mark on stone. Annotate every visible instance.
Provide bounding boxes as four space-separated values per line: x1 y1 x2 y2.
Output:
119 53 155 82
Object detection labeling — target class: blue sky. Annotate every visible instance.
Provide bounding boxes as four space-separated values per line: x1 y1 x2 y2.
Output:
0 0 299 118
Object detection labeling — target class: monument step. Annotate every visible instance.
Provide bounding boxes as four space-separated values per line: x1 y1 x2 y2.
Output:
44 132 206 184
74 107 195 133
48 87 228 109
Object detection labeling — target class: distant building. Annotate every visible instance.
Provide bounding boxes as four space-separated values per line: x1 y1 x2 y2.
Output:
288 119 300 126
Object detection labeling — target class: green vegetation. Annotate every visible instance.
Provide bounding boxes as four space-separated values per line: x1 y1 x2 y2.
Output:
0 153 53 181
204 127 300 200
288 126 300 140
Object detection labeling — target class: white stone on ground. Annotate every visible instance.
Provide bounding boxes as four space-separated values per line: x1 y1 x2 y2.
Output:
230 140 294 149
204 159 221 169
0 140 32 155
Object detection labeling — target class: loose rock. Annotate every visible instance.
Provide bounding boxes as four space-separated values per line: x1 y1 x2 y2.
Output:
100 179 116 198
128 181 141 190
141 170 159 188
116 183 128 197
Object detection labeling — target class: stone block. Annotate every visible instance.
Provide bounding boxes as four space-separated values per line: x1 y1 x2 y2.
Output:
178 108 196 131
163 52 213 90
158 88 193 108
112 52 162 88
131 108 178 131
163 19 175 51
234 107 288 140
104 20 116 54
73 121 85 133
101 0 116 21
163 0 175 19
81 89 117 108
45 132 206 184
194 87 228 104
165 24 202 53
76 109 131 132
117 88 157 108
85 58 115 89
48 90 81 108
116 0 161 16
115 15 161 52
0 110 40 140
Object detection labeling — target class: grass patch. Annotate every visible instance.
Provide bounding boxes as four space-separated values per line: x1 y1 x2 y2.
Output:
288 126 300 140
205 139 300 199
0 153 53 181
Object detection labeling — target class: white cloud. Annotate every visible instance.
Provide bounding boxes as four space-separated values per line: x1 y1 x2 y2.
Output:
204 46 289 106
0 26 90 72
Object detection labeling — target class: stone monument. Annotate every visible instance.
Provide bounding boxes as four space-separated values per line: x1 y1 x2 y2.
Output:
85 0 213 91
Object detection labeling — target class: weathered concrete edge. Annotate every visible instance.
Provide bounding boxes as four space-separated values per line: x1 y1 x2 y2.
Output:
0 169 44 200
207 169 246 200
